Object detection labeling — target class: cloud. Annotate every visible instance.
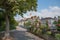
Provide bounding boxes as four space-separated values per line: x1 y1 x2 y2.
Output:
40 6 60 17
25 6 60 18
15 6 60 21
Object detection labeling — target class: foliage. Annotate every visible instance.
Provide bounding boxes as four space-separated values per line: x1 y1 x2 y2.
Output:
0 13 5 31
24 21 31 27
0 16 18 31
0 0 37 16
0 0 37 32
53 19 60 31
53 21 58 25
25 19 49 34
9 17 18 30
46 31 51 35
55 34 60 40
57 19 60 31
39 25 46 34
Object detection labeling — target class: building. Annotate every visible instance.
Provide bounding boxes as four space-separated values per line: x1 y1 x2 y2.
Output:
41 17 57 30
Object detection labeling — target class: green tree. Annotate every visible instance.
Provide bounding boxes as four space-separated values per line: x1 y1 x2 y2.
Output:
0 0 37 39
24 21 31 27
0 16 18 31
53 16 60 31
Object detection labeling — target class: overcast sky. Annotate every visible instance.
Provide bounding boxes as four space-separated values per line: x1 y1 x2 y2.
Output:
15 0 60 21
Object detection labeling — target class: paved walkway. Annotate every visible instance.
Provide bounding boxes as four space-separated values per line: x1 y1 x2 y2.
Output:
10 26 44 40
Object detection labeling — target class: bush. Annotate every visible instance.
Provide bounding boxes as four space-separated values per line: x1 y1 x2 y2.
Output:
0 26 5 32
55 34 60 40
0 17 18 32
39 25 48 34
46 31 51 35
24 21 31 27
57 26 60 31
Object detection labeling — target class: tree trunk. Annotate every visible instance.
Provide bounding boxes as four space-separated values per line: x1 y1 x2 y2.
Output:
5 14 10 38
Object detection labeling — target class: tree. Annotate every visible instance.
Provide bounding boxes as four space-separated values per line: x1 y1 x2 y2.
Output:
0 16 18 31
56 16 60 31
53 16 60 31
0 0 37 39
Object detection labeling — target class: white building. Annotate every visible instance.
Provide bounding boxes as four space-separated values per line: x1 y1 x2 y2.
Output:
41 17 57 29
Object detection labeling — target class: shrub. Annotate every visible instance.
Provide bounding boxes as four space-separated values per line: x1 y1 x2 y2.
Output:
55 34 60 40
46 31 51 35
39 25 48 34
0 18 18 32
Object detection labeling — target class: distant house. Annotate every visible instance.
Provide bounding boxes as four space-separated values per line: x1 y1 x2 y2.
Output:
19 16 39 26
41 17 57 30
19 19 25 26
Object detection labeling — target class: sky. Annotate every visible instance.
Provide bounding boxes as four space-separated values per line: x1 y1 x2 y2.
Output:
15 0 60 21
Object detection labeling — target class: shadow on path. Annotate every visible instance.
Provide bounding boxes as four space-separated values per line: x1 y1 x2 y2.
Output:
10 30 36 40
